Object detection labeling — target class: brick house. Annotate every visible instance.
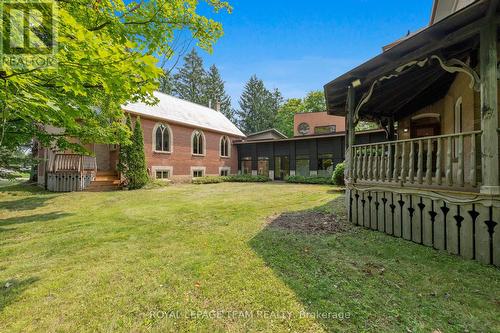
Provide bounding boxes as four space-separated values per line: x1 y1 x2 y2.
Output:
38 92 245 190
294 112 345 136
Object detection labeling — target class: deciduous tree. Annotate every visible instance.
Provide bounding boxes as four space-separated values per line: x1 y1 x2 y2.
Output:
0 0 231 168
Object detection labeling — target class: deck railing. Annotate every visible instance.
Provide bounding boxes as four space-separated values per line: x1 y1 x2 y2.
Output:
51 154 97 173
48 154 97 192
351 131 482 191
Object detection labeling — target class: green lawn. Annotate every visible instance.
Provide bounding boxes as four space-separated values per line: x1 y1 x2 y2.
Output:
0 183 499 332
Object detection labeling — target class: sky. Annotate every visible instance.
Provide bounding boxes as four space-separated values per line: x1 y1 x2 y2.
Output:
170 0 434 106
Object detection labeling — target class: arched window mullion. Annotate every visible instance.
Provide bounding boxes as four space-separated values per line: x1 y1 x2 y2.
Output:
154 123 171 152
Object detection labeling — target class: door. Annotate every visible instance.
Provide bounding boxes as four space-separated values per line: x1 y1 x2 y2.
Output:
94 144 110 171
274 156 290 180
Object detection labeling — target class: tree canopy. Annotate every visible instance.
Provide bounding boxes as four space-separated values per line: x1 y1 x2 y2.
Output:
274 90 326 137
237 75 283 134
0 0 231 166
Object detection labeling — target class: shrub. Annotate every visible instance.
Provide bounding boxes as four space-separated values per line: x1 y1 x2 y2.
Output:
192 176 226 184
127 117 149 190
225 174 269 182
285 175 333 185
117 114 132 175
192 174 270 184
332 161 345 186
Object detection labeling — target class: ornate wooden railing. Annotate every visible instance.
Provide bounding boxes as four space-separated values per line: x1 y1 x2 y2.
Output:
351 131 482 191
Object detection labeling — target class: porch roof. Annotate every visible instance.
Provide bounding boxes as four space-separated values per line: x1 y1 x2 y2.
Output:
324 0 491 121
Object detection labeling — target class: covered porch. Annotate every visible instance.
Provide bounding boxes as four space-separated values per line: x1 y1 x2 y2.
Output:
324 0 500 266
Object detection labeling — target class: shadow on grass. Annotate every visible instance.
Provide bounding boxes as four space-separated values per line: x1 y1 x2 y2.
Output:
0 184 57 212
0 277 39 313
249 195 500 332
0 212 71 228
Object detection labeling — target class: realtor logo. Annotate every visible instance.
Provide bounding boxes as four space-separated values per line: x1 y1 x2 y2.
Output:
1 0 58 69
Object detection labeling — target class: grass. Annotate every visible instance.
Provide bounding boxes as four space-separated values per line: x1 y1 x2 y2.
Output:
0 183 499 332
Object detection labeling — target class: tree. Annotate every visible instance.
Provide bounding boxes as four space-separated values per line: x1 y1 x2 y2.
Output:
204 64 234 121
173 49 207 105
356 121 380 131
273 90 326 137
158 70 174 95
237 76 282 134
274 98 303 137
302 91 326 113
0 0 231 166
117 114 133 175
127 117 148 189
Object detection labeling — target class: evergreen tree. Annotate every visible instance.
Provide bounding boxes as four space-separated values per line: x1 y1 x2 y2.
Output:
237 75 282 134
117 114 133 175
173 49 206 105
158 70 174 95
204 64 234 121
127 117 148 189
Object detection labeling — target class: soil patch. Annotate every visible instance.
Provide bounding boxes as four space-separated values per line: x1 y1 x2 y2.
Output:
266 211 351 235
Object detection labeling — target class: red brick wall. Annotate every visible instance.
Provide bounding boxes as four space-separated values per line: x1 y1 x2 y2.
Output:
294 112 345 136
135 115 240 180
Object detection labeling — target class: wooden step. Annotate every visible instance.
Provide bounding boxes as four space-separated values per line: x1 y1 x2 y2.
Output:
85 185 121 192
95 176 120 182
89 180 121 186
96 171 118 177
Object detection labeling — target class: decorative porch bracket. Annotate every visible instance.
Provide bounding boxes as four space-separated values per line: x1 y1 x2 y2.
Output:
353 55 481 123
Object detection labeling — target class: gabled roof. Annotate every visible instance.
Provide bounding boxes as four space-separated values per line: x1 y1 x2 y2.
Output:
122 91 245 137
246 128 288 140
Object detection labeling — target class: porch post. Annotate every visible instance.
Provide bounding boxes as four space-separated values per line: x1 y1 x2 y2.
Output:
345 85 356 222
346 85 356 184
479 14 500 195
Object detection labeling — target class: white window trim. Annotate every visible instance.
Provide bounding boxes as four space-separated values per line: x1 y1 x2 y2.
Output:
219 166 231 176
191 130 206 156
190 166 206 177
152 123 173 154
152 166 173 179
219 136 231 158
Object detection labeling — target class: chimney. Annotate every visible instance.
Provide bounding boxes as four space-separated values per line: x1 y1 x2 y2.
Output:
216 101 221 112
208 99 212 109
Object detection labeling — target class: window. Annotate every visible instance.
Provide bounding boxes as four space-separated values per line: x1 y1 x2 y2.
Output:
241 157 252 175
258 157 269 177
296 155 310 177
298 122 310 135
220 169 229 176
314 125 336 135
193 170 203 177
192 130 205 155
155 170 170 179
154 124 171 152
220 136 230 157
318 153 334 177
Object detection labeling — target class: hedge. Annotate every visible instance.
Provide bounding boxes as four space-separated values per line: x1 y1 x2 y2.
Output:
285 175 334 185
192 174 270 184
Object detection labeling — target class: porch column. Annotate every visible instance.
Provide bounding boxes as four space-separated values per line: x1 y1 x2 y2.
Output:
479 15 500 195
346 85 356 184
